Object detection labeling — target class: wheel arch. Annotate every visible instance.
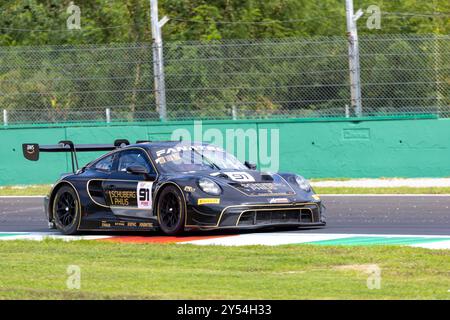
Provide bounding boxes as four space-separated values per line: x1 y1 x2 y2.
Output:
47 180 81 223
153 181 187 226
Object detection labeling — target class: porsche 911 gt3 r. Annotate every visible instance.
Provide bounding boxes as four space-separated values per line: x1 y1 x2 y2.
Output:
23 140 325 235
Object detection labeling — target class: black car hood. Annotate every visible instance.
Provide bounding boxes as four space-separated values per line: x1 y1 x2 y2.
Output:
207 170 297 197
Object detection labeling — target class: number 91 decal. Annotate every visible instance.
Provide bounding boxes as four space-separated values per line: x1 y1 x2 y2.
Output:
224 172 255 182
137 182 153 209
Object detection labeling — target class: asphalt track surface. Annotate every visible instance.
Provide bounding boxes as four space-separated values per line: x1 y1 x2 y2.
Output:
0 195 449 235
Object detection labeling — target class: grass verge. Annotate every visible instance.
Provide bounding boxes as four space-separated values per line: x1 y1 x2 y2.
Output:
1 185 450 196
0 185 51 196
0 240 449 299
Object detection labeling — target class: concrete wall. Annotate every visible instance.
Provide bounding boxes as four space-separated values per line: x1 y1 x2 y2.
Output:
1 117 449 185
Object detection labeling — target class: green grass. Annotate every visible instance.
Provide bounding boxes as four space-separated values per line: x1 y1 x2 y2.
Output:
0 185 51 196
0 240 449 299
2 185 450 196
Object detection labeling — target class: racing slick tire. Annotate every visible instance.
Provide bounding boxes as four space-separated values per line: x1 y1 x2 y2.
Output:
52 185 80 235
157 185 186 236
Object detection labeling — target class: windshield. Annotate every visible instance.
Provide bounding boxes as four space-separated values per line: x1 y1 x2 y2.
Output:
151 145 247 173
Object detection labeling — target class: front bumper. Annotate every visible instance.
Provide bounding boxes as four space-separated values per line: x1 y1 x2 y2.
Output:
187 202 325 229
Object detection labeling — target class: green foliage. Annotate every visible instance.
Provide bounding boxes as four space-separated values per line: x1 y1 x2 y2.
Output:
0 0 448 45
0 1 448 122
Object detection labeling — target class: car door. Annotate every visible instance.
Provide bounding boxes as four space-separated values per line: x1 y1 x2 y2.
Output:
103 148 157 219
85 153 116 209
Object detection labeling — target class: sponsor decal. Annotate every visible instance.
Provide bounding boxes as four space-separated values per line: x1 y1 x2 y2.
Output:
107 190 136 206
155 145 225 165
137 182 153 209
139 222 153 228
184 186 196 192
269 198 290 204
156 145 224 157
197 198 221 205
155 152 181 165
26 144 35 154
224 172 255 182
234 181 295 197
101 221 153 228
101 221 111 228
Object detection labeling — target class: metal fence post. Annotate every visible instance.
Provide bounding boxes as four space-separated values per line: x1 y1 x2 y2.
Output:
105 108 111 123
0 35 445 122
232 105 237 120
345 0 363 117
150 0 169 121
3 109 7 126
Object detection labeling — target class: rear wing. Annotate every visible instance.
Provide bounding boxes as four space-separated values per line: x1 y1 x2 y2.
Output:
22 139 130 173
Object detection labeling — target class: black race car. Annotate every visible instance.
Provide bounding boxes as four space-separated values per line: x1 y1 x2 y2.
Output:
22 140 325 235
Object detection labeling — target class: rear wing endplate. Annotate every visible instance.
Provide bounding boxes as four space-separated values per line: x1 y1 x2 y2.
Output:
22 139 130 173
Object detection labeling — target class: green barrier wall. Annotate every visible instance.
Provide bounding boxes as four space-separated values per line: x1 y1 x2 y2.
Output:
1 117 449 186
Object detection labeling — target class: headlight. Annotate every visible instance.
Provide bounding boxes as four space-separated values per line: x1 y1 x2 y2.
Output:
295 175 311 192
198 178 222 195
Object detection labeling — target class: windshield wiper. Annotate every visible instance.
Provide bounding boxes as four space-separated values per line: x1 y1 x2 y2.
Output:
190 147 221 171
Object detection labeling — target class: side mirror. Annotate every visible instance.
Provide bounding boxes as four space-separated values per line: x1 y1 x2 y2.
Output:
126 165 149 175
244 161 257 170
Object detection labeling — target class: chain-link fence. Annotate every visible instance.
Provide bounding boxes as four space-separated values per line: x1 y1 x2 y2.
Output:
0 34 448 125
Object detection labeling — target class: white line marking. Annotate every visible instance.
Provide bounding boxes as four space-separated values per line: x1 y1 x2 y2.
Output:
181 232 450 247
0 232 112 241
319 194 450 197
0 232 31 234
286 233 450 238
182 233 351 246
410 240 450 250
311 178 450 188
1 231 450 249
0 196 46 198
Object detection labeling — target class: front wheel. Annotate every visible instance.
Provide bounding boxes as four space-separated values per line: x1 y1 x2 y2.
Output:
157 185 185 236
52 185 80 235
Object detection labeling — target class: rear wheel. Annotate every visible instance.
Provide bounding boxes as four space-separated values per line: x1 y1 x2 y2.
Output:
157 185 185 236
52 185 80 235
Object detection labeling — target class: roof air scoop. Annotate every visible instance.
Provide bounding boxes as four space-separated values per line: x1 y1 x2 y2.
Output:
261 172 274 182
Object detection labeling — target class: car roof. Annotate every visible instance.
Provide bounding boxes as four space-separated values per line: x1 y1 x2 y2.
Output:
128 141 211 151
